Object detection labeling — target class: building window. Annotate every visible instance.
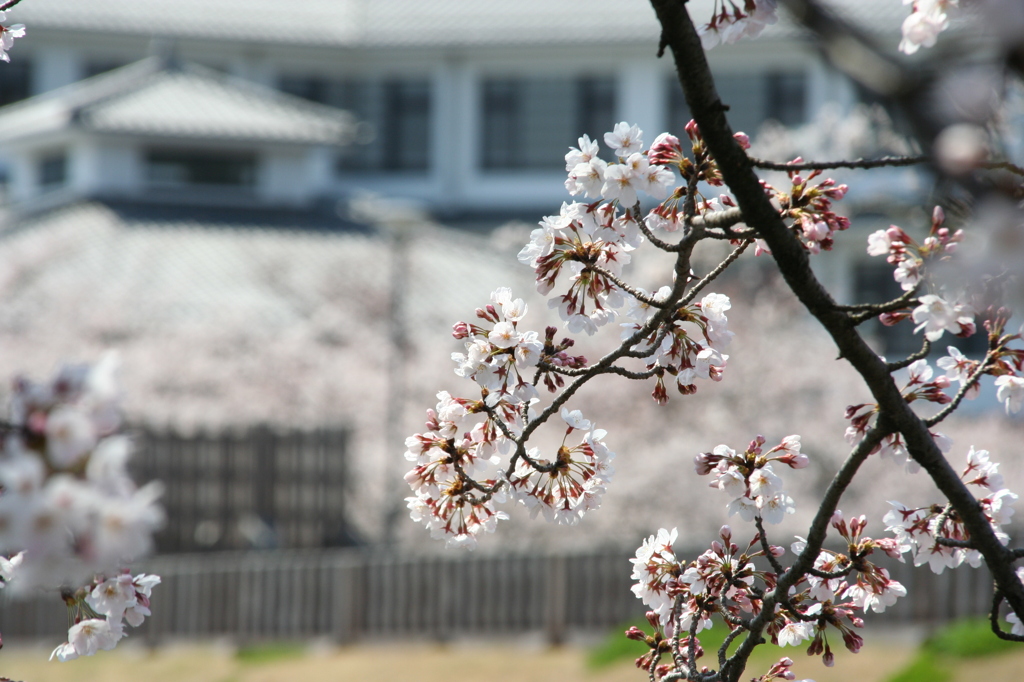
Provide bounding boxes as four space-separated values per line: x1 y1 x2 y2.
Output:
766 72 807 127
577 77 617 149
479 76 617 171
38 152 67 189
381 80 431 171
480 79 520 169
666 76 691 140
146 150 257 187
0 58 31 107
666 71 807 137
279 75 431 172
851 260 986 358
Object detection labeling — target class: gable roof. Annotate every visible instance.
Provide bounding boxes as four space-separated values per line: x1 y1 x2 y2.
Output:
12 0 907 49
0 57 357 146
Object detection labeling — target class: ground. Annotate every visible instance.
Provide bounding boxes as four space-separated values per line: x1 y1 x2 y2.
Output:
0 632 985 682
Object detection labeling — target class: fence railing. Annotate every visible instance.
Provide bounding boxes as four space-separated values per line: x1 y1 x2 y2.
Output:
129 427 353 553
0 546 1000 643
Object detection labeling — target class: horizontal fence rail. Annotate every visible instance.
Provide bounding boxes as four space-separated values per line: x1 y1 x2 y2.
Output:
0 546 1001 643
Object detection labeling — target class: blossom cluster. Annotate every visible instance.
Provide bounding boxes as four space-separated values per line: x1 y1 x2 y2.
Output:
696 0 779 49
845 359 954 472
885 446 1016 573
765 164 849 254
0 355 164 591
776 512 906 662
694 434 807 524
628 513 906 674
508 408 615 525
0 10 25 63
623 288 733 404
866 207 962 293
405 390 615 546
50 572 161 661
899 0 958 54
0 357 163 661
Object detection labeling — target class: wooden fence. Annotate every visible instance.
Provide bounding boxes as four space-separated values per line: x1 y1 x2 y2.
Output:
0 546 1002 643
129 427 354 553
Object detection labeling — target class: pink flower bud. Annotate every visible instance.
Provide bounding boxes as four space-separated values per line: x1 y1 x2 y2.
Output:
733 131 750 149
645 611 661 630
625 625 648 641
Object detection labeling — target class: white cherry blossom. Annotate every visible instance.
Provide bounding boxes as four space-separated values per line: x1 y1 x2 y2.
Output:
604 122 643 157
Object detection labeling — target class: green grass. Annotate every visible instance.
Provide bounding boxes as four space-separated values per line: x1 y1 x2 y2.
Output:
885 617 1019 682
921 618 1019 659
234 641 307 665
887 652 951 682
586 620 649 670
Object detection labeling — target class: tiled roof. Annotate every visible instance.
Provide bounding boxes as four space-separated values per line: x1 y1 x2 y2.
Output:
0 58 356 145
12 0 909 48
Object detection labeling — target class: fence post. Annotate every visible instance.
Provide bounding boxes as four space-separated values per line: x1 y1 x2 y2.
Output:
544 553 568 645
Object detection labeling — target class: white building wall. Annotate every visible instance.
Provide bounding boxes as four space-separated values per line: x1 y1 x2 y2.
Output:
260 150 309 204
30 45 81 94
618 59 666 141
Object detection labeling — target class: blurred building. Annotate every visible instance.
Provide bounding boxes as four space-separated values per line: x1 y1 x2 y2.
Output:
0 0 911 219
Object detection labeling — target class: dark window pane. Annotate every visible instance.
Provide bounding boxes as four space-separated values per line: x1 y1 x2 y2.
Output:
766 72 807 127
147 150 257 186
0 58 31 107
576 77 617 149
666 76 691 138
280 75 431 173
38 153 67 188
481 76 614 170
279 75 330 104
481 79 521 168
717 74 766 136
382 79 430 171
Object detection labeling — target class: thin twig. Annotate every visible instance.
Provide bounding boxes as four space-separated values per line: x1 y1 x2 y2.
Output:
755 517 785 574
985 160 1024 177
843 288 918 323
585 262 664 306
680 240 751 306
925 348 997 427
0 0 26 12
749 155 928 172
886 339 931 372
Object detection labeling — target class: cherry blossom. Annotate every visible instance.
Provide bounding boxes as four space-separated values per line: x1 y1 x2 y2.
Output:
696 435 805 524
0 11 25 63
697 0 778 49
604 122 644 157
912 294 974 342
995 375 1024 414
899 0 957 54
